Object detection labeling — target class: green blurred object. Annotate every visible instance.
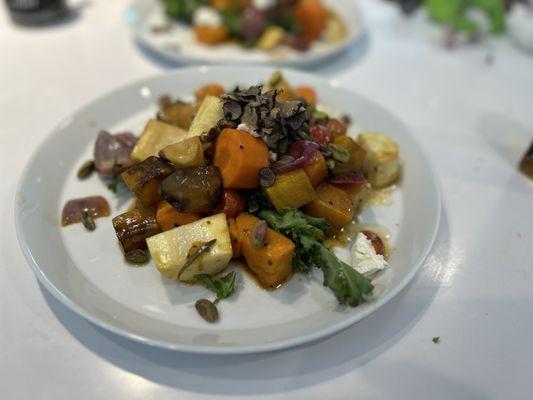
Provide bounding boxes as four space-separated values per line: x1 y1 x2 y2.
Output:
425 0 506 35
163 0 208 23
221 9 243 37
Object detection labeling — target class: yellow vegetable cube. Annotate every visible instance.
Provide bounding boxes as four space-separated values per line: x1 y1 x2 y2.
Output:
265 169 316 212
187 95 224 138
131 119 188 162
147 213 232 282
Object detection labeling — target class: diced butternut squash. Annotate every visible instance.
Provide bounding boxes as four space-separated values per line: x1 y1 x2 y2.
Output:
357 132 400 188
147 213 233 282
112 207 161 253
332 135 367 175
156 201 202 232
303 151 328 187
121 156 174 208
265 169 316 212
195 84 225 101
236 214 295 288
295 86 317 105
213 128 270 189
195 25 229 45
159 136 205 168
188 95 224 138
227 217 241 259
303 183 354 232
131 119 188 162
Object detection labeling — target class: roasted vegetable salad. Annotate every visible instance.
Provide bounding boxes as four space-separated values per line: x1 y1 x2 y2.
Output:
61 72 401 322
161 0 347 52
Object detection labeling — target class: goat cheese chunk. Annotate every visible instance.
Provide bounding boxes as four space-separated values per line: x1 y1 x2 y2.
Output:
193 6 222 28
351 232 388 276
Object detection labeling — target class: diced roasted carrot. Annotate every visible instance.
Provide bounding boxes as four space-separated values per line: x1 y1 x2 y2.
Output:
213 129 270 189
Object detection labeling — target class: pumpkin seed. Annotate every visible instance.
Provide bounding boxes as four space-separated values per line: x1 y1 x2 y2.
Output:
259 168 276 188
252 221 268 248
195 299 219 323
80 209 96 231
329 144 350 163
77 160 95 179
125 249 149 265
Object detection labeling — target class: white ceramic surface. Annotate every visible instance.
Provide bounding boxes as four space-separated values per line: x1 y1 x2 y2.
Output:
125 0 364 66
14 66 440 354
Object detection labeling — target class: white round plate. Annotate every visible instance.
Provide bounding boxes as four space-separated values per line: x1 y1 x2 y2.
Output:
15 66 440 354
125 0 364 66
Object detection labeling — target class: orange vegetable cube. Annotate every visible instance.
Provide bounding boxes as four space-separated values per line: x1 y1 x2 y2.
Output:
156 201 202 232
303 183 354 232
236 214 295 288
213 129 270 189
295 86 317 104
303 151 328 187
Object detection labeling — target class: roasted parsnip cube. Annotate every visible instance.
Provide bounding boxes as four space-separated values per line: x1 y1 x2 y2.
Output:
187 95 224 138
121 156 174 207
265 169 316 213
112 208 161 253
131 119 188 162
303 183 354 232
158 101 198 129
146 213 233 282
159 136 205 168
357 132 400 188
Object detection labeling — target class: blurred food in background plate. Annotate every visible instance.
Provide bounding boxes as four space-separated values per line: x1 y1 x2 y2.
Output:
125 0 363 66
386 0 531 47
161 0 345 52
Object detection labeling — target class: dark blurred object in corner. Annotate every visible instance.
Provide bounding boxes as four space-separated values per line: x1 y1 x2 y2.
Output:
6 0 68 25
519 141 533 180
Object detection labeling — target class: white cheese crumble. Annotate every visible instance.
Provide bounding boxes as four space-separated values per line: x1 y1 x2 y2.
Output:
252 0 276 11
193 6 222 28
351 232 387 276
237 123 261 138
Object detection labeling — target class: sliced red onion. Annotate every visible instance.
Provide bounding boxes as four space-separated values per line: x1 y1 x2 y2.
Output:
94 130 137 177
328 171 366 185
272 141 319 174
61 196 110 226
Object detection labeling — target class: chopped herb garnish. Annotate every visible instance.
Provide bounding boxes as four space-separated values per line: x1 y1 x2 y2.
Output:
107 175 123 193
432 337 441 344
195 271 236 304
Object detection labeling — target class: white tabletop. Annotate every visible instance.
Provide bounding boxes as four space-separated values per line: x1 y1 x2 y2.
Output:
1 1 532 399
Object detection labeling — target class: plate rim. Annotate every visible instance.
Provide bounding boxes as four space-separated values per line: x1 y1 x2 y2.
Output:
124 0 365 67
14 66 442 354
